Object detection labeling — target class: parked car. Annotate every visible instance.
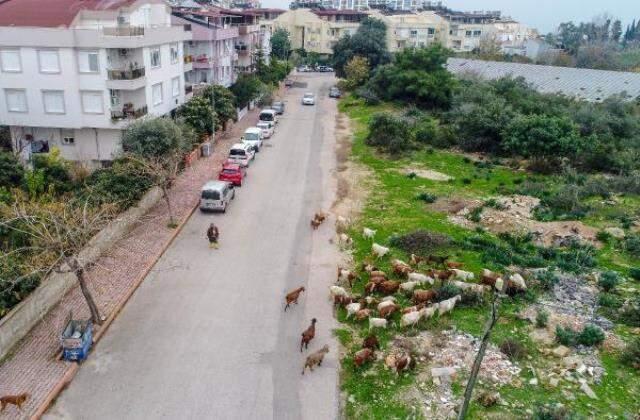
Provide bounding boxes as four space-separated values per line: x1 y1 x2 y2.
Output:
318 65 334 72
329 87 341 98
302 92 315 105
259 109 278 128
256 121 275 139
271 101 285 114
218 163 246 187
200 180 235 213
227 143 255 167
284 79 294 87
241 127 263 151
297 65 311 72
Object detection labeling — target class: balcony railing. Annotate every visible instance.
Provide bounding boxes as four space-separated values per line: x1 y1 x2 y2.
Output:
103 26 145 36
111 105 148 121
195 55 213 63
107 67 146 80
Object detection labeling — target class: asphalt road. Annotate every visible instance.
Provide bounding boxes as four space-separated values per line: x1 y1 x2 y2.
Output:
46 73 341 420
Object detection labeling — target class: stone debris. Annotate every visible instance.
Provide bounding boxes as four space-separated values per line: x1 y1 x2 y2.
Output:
552 345 571 358
604 227 625 239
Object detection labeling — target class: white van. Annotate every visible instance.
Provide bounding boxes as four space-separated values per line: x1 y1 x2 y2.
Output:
227 143 255 167
259 109 277 128
200 180 235 212
242 127 264 151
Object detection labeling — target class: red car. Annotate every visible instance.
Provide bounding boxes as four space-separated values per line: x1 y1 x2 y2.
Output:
218 163 246 186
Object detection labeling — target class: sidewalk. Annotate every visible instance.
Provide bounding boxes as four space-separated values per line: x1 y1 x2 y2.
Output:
0 108 261 420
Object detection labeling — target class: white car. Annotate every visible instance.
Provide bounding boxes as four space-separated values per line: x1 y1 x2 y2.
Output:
302 92 315 105
256 121 274 139
227 143 255 167
241 127 264 152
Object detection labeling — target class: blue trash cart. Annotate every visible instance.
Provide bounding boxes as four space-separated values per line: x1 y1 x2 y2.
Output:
61 318 93 362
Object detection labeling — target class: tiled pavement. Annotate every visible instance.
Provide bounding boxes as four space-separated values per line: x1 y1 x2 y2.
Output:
0 107 262 420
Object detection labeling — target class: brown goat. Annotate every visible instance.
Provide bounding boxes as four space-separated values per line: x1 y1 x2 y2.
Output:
314 212 327 223
379 303 400 319
334 295 354 307
354 348 375 368
300 318 317 352
445 261 464 269
302 345 329 375
413 289 437 305
394 353 415 374
284 286 305 311
355 308 373 321
392 260 412 277
402 303 426 314
378 280 400 295
409 253 425 266
427 255 450 266
310 219 322 230
362 334 380 350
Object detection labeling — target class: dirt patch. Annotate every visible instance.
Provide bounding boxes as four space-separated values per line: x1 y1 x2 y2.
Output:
433 195 600 247
331 113 374 222
402 167 453 182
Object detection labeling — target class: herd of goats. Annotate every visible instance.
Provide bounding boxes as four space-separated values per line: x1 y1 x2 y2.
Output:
287 212 529 376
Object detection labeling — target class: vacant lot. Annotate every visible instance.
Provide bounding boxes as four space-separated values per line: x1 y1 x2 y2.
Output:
335 97 640 419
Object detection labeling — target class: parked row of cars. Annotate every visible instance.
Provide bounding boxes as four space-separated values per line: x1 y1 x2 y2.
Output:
297 65 334 73
199 105 284 213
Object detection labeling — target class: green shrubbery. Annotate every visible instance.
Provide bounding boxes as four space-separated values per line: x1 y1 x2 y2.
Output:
365 113 414 155
598 271 622 292
388 229 452 256
556 324 605 347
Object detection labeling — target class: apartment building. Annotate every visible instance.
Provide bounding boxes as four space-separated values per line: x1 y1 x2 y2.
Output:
265 9 367 55
172 9 240 89
0 0 190 166
232 9 271 73
369 10 448 51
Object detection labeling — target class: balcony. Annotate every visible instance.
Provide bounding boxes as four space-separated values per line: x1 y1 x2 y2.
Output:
103 26 145 36
193 55 216 69
184 55 193 71
110 104 148 124
106 66 146 90
237 24 260 35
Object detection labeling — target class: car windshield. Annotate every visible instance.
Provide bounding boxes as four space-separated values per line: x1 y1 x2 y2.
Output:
201 190 220 200
304 94 314 98
257 123 269 129
244 132 260 140
222 169 238 175
273 102 282 107
229 149 246 156
259 112 274 121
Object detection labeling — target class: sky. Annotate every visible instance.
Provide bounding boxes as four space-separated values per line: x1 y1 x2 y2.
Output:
260 0 639 34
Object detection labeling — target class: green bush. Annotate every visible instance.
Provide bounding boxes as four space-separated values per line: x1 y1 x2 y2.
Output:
630 268 640 281
81 162 153 209
536 270 560 291
623 234 640 258
413 117 442 147
621 338 640 369
620 298 640 327
31 151 75 195
499 339 527 360
365 112 414 155
0 152 24 188
555 241 597 273
532 404 575 420
354 86 381 105
536 309 549 328
598 271 621 292
598 293 622 308
435 284 462 301
388 229 452 255
555 325 578 346
467 206 483 222
415 192 437 203
577 324 605 346
595 230 612 243
122 118 189 158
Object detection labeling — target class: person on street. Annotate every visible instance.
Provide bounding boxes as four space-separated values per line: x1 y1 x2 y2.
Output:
207 223 219 249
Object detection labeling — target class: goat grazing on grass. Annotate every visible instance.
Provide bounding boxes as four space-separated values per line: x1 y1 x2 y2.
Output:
369 317 388 330
302 345 329 375
451 269 475 281
401 309 424 328
329 285 348 300
391 259 412 277
355 308 373 321
334 294 354 307
300 318 317 352
379 303 400 319
363 227 376 240
362 334 380 350
445 261 464 269
337 268 356 287
345 302 362 318
407 272 434 285
378 280 400 295
284 286 305 311
437 295 462 316
413 289 437 305
354 348 375 367
371 243 389 259
409 254 425 266
426 255 449 267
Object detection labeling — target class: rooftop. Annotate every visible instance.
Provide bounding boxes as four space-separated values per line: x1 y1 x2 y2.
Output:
0 0 139 28
447 58 640 102
311 8 368 17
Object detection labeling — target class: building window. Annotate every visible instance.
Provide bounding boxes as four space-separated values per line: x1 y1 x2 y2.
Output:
110 89 120 107
170 43 179 64
150 47 161 68
465 30 472 37
428 28 435 35
42 90 65 114
473 30 482 37
410 30 418 37
61 130 75 145
171 77 180 97
152 82 163 106
81 91 104 114
38 50 61 73
4 89 27 112
78 51 99 73
0 49 21 72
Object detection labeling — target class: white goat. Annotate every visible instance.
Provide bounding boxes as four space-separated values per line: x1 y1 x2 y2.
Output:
346 302 362 318
369 317 388 330
381 296 396 302
509 273 527 290
377 300 396 311
408 272 434 285
363 227 376 240
452 269 475 281
400 310 423 328
338 233 353 247
372 243 389 258
452 281 488 294
422 305 438 320
400 281 420 293
437 295 462 316
495 277 504 292
329 285 348 300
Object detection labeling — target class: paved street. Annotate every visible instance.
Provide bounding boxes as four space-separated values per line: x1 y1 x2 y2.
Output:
45 73 341 420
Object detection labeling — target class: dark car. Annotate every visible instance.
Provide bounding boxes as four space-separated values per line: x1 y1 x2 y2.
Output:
284 78 294 87
329 87 341 98
271 101 285 114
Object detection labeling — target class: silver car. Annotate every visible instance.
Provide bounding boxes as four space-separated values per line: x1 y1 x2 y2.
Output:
302 92 315 105
200 181 235 213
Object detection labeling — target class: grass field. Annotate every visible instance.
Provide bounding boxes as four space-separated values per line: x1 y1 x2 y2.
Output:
336 96 640 419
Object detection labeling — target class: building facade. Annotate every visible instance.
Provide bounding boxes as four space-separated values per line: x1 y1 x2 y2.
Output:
369 10 448 51
0 0 190 166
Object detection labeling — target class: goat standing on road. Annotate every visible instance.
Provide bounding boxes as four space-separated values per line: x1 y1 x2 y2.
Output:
300 318 317 352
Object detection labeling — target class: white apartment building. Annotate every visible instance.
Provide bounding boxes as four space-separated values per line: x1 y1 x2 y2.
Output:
0 0 190 166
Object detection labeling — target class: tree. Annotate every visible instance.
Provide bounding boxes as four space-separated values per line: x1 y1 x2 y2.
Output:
332 17 390 78
270 28 291 61
557 21 582 54
612 20 623 42
230 74 264 107
370 44 456 109
178 95 216 137
122 118 189 158
0 152 24 188
503 114 582 171
365 112 414 155
0 196 116 325
342 56 370 90
205 85 237 131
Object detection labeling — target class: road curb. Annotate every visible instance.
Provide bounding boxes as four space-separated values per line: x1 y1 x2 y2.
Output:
30 201 199 420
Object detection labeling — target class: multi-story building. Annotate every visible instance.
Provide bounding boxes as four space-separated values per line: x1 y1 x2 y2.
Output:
265 9 367 55
369 10 448 51
0 0 190 166
172 8 240 89
232 9 270 73
437 10 501 52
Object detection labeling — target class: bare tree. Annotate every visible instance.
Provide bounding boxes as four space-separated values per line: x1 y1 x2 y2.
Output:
458 290 502 420
0 195 116 325
121 151 182 227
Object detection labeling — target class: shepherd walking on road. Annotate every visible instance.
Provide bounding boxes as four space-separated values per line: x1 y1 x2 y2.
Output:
207 223 219 249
